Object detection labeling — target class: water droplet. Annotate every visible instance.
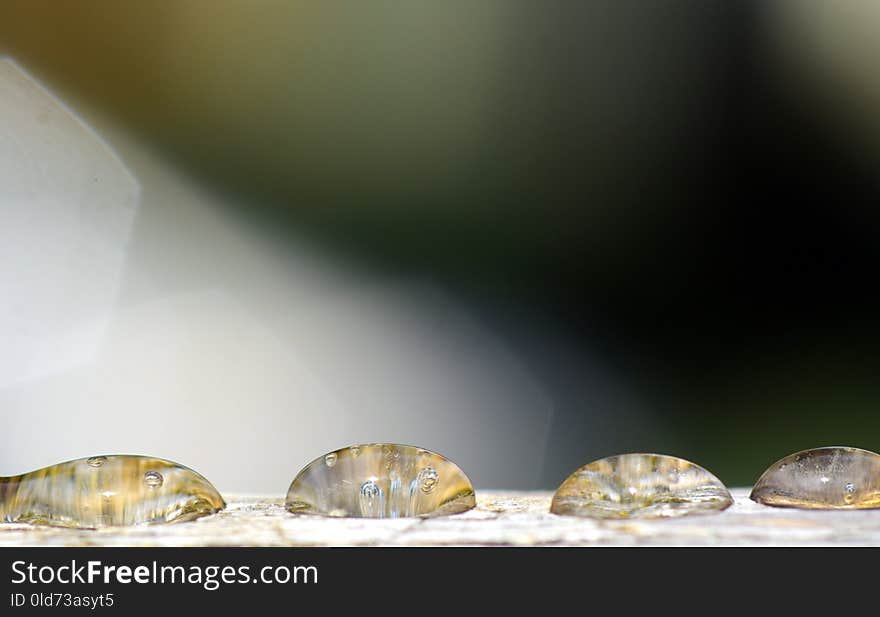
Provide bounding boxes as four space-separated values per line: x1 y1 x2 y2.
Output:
285 444 475 518
350 446 361 457
324 453 338 468
751 447 880 509
551 453 732 519
143 471 164 488
418 467 439 494
0 455 225 528
86 456 107 468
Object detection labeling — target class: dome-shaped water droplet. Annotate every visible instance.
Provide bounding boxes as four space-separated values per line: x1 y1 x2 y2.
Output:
551 453 732 519
285 444 475 518
751 447 880 509
324 453 338 468
0 455 225 528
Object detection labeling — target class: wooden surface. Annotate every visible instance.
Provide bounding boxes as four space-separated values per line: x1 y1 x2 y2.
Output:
2 489 879 546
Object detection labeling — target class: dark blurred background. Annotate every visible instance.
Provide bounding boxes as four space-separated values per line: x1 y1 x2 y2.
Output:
2 1 879 488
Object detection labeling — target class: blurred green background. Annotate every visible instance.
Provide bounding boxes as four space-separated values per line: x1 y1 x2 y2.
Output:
3 0 880 487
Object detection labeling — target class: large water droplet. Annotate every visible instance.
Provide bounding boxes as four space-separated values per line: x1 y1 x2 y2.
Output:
0 455 225 528
285 444 475 518
551 453 732 519
751 446 880 509
324 453 338 468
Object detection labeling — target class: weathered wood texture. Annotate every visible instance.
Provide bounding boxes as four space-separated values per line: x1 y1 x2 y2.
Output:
2 489 879 546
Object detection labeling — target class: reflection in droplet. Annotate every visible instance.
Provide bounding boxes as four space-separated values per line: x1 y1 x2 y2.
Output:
0 455 225 528
285 443 475 518
751 447 880 509
359 480 384 517
551 453 733 519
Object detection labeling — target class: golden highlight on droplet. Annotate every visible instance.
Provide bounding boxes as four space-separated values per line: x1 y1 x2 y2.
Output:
285 443 476 518
551 453 733 519
751 446 880 509
0 455 226 528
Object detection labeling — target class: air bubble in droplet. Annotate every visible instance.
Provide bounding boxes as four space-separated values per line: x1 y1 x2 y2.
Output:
143 471 164 488
418 467 439 494
87 456 107 468
324 453 338 467
361 480 380 499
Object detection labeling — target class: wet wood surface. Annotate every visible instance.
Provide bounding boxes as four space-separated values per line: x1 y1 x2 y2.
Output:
2 489 878 546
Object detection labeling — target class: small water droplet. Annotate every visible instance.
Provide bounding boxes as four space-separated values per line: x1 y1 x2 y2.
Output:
143 471 164 488
752 447 880 509
324 453 338 467
284 443 475 518
86 456 107 468
418 467 439 494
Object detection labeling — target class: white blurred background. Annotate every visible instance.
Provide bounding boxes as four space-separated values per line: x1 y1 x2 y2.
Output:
0 59 565 491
